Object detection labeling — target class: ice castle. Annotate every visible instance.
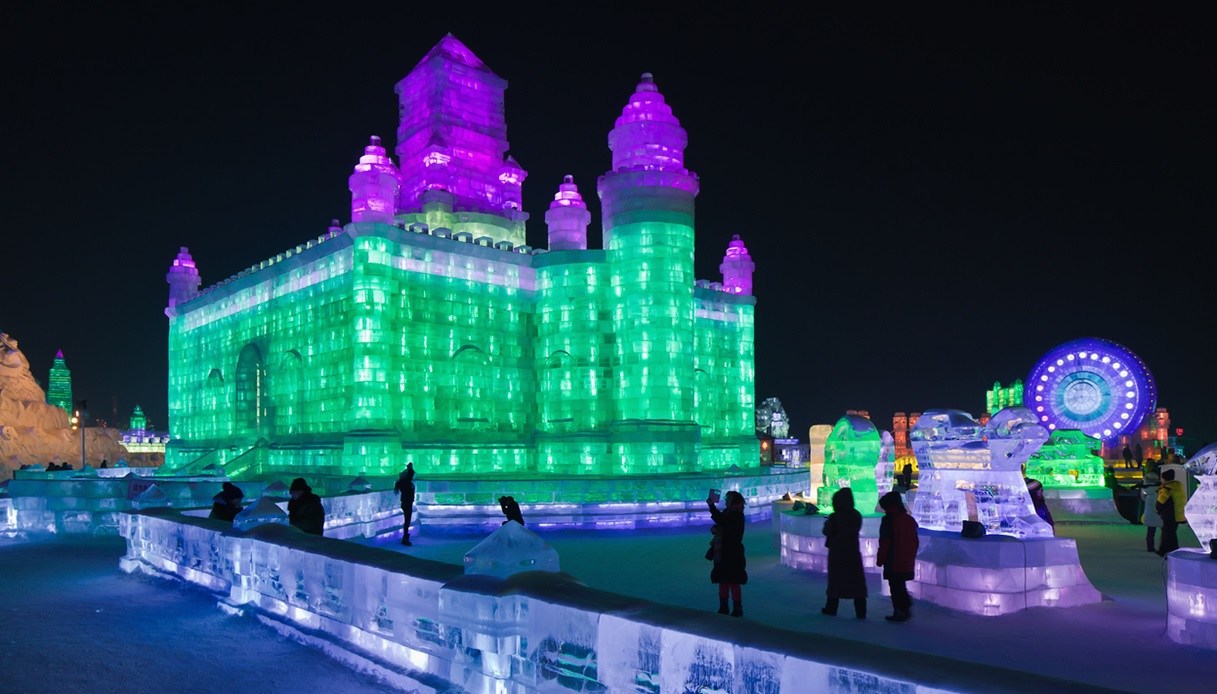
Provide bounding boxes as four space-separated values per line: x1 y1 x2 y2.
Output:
161 35 758 480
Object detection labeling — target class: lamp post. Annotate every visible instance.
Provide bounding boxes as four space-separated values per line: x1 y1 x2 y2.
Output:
72 400 87 468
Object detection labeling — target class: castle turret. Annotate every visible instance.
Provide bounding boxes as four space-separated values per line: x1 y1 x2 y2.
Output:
349 135 401 224
129 404 147 434
165 246 201 318
47 349 72 414
545 175 591 250
719 234 755 295
598 73 699 472
395 34 525 216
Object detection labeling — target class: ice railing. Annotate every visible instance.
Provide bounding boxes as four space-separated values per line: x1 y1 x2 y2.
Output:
119 509 990 692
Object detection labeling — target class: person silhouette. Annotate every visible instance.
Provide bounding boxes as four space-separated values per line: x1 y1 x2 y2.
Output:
499 495 524 526
394 463 417 546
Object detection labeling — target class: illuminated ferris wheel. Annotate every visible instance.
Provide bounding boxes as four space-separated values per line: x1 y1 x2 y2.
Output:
1023 337 1156 443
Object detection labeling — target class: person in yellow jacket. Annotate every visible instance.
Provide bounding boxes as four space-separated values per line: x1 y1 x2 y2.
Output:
1155 468 1188 555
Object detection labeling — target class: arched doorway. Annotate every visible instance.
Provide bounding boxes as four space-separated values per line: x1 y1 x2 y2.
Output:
234 343 267 437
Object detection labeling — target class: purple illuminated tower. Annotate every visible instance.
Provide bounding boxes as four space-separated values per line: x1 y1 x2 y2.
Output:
545 175 590 251
393 33 528 246
720 234 755 296
349 136 401 224
165 247 201 318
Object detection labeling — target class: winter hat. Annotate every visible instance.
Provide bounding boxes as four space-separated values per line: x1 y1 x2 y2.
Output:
290 477 310 493
221 482 244 500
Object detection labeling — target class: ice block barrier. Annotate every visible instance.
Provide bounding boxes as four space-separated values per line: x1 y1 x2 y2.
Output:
910 529 1103 616
119 508 1087 692
778 507 884 574
1166 548 1217 651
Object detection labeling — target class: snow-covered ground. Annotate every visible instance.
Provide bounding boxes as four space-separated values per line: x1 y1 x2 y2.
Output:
2 516 1210 693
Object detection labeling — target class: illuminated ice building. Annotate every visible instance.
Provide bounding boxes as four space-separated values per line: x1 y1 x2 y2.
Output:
160 36 773 519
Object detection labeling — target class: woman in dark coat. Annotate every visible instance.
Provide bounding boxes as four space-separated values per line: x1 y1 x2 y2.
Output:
707 490 748 617
876 491 919 622
288 477 326 536
208 482 244 523
822 487 867 618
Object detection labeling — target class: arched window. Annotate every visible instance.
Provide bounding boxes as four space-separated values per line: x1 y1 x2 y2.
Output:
234 344 266 436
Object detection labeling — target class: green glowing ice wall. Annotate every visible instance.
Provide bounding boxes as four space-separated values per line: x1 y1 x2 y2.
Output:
1024 428 1105 487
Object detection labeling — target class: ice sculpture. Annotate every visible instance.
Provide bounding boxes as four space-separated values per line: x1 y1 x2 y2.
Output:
909 407 1053 538
1 333 129 480
232 496 291 532
807 424 832 499
876 430 896 494
131 484 172 510
816 415 881 515
261 480 289 499
1185 442 1217 551
464 520 560 579
1024 429 1104 488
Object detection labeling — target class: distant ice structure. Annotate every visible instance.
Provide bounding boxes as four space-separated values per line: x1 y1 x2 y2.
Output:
816 415 881 515
464 520 560 579
232 496 291 532
909 407 1053 538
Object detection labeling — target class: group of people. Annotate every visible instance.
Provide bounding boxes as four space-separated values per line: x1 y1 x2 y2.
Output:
1136 453 1190 555
704 486 920 623
206 477 326 536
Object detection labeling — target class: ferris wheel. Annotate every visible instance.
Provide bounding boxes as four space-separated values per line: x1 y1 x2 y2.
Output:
1023 337 1156 443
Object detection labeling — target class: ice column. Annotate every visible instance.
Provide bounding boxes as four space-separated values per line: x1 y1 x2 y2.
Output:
545 175 590 250
165 246 201 318
599 73 699 472
719 234 755 296
348 135 401 224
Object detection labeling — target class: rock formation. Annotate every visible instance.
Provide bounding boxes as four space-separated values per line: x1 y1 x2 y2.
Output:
0 332 129 480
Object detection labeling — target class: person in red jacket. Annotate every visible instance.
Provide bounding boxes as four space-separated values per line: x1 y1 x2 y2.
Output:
876 491 920 622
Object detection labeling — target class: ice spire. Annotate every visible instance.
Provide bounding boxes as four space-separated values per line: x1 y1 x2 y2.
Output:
349 135 401 224
47 349 72 414
607 73 689 175
165 246 201 318
719 234 755 296
545 175 590 250
395 34 524 216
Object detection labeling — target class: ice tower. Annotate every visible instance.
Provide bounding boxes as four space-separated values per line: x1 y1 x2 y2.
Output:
161 35 757 482
46 349 72 414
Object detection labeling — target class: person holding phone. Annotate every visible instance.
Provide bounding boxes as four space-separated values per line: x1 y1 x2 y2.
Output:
707 490 748 617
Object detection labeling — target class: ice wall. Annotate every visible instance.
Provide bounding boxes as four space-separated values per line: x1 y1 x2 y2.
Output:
120 509 977 691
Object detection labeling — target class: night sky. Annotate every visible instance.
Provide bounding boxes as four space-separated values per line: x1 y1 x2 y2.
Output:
5 4 1214 448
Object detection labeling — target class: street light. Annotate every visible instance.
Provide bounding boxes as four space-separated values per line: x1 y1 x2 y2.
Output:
73 399 87 468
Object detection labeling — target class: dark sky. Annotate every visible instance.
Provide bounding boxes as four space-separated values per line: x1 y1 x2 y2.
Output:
4 4 1214 448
